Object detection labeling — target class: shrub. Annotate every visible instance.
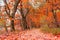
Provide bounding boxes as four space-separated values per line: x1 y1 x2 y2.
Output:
40 26 60 35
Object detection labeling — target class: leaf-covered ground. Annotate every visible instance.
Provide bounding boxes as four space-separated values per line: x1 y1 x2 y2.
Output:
0 28 60 40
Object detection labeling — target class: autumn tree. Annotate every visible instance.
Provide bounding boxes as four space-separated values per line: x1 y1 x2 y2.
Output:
3 0 20 31
51 0 60 27
3 0 31 31
18 0 30 30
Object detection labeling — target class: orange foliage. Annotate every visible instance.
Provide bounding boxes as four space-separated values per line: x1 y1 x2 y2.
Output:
27 0 60 27
1 0 60 27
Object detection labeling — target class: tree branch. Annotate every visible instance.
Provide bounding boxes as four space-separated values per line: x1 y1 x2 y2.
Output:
3 0 10 16
19 0 25 18
25 8 30 17
20 1 30 18
4 6 10 17
11 0 20 17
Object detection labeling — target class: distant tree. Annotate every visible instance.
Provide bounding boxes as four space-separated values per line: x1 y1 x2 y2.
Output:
51 0 60 27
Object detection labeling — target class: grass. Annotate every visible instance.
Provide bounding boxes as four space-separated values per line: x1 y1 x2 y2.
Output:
40 25 60 35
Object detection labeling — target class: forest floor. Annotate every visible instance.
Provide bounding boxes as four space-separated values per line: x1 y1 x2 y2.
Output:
0 28 60 40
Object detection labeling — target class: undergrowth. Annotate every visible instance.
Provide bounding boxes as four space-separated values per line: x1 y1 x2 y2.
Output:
40 25 60 35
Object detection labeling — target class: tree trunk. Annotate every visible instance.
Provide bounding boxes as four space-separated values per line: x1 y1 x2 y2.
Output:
11 19 15 31
22 17 28 30
4 25 8 32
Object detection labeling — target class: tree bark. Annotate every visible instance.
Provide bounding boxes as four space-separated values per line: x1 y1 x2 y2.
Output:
4 25 8 32
11 20 15 31
10 16 15 31
22 17 27 30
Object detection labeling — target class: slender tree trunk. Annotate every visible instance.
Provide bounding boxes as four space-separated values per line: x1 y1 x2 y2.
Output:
4 25 8 32
22 17 27 30
10 17 15 31
11 20 15 31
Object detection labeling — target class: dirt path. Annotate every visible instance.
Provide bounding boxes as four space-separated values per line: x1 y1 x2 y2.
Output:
0 28 60 40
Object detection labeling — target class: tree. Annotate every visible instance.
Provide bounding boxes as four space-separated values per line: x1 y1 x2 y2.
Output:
18 0 30 30
51 0 59 27
3 0 20 31
3 0 31 31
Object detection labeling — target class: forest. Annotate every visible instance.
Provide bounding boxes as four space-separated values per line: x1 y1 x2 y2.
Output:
0 0 60 40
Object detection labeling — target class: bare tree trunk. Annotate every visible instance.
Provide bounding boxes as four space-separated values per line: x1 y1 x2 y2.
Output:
10 16 15 31
11 20 15 31
4 25 8 32
22 17 27 30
